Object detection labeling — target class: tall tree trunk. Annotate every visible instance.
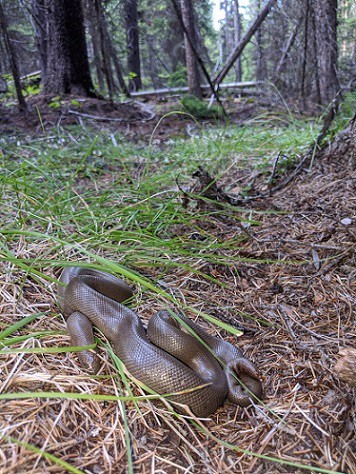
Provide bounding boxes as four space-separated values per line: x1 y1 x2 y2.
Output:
310 3 322 105
255 0 266 81
163 2 185 72
180 0 201 98
145 34 164 89
93 0 116 99
313 0 340 104
105 28 130 96
0 34 7 73
224 1 231 63
0 3 27 111
31 0 48 80
124 0 142 92
170 0 225 111
300 0 310 107
86 0 104 91
233 0 242 81
44 0 94 96
89 0 129 97
273 16 301 79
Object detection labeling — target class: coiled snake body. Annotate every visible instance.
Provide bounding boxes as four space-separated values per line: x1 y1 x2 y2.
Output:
58 267 262 417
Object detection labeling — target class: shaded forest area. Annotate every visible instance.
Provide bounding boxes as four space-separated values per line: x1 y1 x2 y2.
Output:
0 0 355 120
0 1 355 474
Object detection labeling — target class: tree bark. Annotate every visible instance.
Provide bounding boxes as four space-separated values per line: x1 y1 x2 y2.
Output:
300 0 310 106
43 0 94 96
162 2 185 72
31 0 48 80
93 0 116 99
273 16 302 79
105 27 130 96
0 3 27 111
180 0 202 98
214 0 277 87
310 3 322 105
334 348 356 387
255 0 266 81
86 0 104 91
233 0 242 82
224 1 232 64
313 0 340 104
124 0 142 92
145 34 165 89
88 0 129 97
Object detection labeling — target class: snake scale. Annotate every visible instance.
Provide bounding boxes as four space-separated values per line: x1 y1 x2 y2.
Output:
58 267 262 417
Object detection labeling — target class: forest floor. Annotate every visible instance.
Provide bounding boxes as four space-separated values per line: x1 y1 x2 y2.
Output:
0 95 355 474
0 93 263 140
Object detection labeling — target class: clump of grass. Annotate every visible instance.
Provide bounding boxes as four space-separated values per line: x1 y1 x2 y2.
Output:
180 94 224 119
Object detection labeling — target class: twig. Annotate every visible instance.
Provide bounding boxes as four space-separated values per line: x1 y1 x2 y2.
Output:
67 105 155 123
294 403 331 437
67 109 125 122
317 248 354 276
267 152 281 193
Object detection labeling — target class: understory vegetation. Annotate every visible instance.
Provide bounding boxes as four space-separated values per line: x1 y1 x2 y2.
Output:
0 114 324 281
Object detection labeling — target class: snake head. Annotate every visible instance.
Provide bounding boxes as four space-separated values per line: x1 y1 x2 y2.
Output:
225 358 263 407
77 351 101 374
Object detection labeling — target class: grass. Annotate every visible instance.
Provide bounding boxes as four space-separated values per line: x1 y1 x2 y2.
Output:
0 121 313 280
1 113 352 473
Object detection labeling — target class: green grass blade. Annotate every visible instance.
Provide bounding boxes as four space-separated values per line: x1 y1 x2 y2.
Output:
1 434 86 474
0 331 65 346
0 343 96 355
0 312 46 340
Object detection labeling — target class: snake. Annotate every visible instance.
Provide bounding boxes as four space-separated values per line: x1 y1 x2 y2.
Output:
58 267 263 417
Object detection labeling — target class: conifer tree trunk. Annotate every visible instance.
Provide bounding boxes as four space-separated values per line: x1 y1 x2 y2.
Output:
255 0 266 81
44 0 94 96
31 0 48 80
180 0 201 98
0 3 27 111
313 0 340 104
93 0 116 99
233 0 242 81
163 3 185 73
124 0 142 92
86 0 105 91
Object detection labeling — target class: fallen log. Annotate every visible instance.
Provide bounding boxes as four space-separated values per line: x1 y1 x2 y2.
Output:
130 81 257 98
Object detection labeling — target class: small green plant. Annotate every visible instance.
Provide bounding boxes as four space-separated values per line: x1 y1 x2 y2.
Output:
166 67 187 88
70 99 81 107
128 71 137 80
0 73 14 100
48 96 63 109
22 74 42 97
180 95 223 119
24 82 41 97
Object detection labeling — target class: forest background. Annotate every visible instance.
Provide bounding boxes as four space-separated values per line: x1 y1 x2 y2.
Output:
0 0 354 107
